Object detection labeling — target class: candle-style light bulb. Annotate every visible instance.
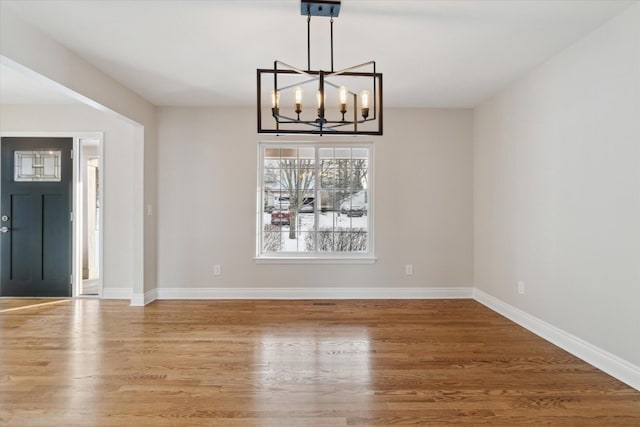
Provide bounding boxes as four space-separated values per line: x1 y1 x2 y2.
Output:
339 86 349 105
295 87 303 105
338 86 348 121
294 86 303 120
360 90 370 119
316 90 322 118
271 90 280 116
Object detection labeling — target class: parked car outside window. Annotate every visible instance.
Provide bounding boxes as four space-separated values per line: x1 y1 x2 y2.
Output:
340 191 368 217
271 210 290 225
298 197 314 213
340 205 367 217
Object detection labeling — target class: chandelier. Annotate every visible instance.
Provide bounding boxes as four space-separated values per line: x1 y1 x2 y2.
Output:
257 0 383 136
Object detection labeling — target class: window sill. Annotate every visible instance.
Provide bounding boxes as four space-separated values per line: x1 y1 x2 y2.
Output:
254 256 378 265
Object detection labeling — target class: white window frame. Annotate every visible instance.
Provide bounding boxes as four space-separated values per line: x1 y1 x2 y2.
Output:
256 141 376 264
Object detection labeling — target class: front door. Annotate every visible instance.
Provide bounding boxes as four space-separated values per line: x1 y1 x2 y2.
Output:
1 137 73 297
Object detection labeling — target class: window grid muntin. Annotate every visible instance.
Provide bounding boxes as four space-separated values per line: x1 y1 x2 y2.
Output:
259 142 371 257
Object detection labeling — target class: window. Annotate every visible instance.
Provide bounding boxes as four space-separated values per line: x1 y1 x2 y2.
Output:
14 150 62 182
258 142 373 260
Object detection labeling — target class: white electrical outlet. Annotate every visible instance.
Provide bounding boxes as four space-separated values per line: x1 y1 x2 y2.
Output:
518 280 525 295
405 264 413 276
214 265 221 276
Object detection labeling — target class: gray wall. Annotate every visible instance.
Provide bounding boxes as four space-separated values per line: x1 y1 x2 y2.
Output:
474 4 640 366
157 107 474 290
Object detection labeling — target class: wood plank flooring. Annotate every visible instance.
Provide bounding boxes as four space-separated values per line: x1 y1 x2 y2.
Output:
1 299 639 426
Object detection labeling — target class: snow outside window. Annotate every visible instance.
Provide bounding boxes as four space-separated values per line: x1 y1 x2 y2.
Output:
258 143 373 259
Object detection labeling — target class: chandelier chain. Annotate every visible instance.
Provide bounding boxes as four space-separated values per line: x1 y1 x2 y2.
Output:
330 14 334 72
307 11 311 71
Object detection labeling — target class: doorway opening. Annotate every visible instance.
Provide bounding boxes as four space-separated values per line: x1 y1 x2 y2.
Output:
1 136 73 296
75 137 102 296
1 133 104 297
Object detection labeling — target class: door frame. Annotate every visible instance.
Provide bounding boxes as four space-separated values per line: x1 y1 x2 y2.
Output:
0 131 104 298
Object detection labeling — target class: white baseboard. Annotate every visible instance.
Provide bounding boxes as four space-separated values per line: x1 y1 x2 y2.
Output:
130 288 158 307
101 287 132 300
473 288 640 392
156 286 474 300
145 288 158 304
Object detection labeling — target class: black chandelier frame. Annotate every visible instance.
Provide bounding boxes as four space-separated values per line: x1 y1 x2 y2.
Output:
257 0 383 136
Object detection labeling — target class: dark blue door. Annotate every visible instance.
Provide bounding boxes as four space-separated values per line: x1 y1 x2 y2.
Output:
1 137 72 297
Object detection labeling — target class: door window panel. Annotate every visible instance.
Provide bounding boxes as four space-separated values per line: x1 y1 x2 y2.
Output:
14 150 62 182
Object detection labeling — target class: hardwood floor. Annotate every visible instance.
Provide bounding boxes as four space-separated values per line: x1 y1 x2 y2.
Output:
1 299 638 426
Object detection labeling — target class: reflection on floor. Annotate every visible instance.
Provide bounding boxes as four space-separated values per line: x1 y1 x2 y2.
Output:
0 299 70 312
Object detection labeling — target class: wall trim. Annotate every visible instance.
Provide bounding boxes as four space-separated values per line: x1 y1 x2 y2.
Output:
156 286 474 300
130 288 158 306
473 288 640 392
101 287 132 300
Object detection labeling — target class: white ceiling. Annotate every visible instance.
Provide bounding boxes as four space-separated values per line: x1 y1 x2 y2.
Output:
0 0 635 108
